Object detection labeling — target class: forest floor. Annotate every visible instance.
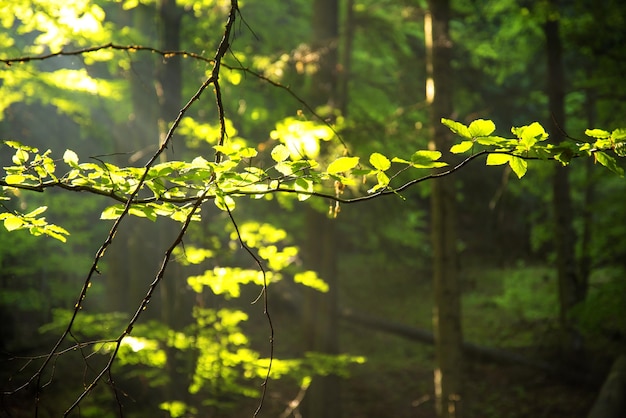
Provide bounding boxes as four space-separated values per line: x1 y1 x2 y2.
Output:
330 263 607 418
337 340 598 418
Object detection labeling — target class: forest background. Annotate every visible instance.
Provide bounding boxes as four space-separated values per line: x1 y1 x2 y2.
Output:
1 0 625 417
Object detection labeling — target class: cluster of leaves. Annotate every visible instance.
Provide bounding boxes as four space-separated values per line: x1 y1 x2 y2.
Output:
443 118 625 178
2 118 624 242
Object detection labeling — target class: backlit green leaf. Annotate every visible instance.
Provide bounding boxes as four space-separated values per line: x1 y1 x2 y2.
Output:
410 151 447 168
3 215 24 231
12 149 29 165
271 144 290 162
5 174 26 184
486 153 510 166
595 151 624 176
468 119 496 137
326 157 359 175
25 206 47 218
294 178 313 201
509 156 528 178
369 152 391 171
63 149 79 167
441 118 471 139
215 194 236 211
512 122 548 144
585 129 610 139
450 141 473 154
101 205 123 220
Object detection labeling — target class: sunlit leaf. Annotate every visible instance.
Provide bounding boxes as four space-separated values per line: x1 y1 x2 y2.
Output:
271 144 290 162
476 136 511 146
391 156 410 164
595 151 624 176
585 128 610 139
326 157 359 175
508 156 528 178
215 194 236 211
25 206 47 218
129 206 157 221
486 153 511 166
612 128 626 141
63 149 79 167
3 215 24 231
468 119 496 137
100 205 123 220
5 174 26 184
294 177 313 201
512 122 548 145
12 149 29 165
441 118 471 139
450 141 473 154
369 152 391 171
410 150 447 168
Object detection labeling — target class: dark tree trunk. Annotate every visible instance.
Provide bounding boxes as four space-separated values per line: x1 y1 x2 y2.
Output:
544 0 586 351
425 1 463 417
301 1 341 417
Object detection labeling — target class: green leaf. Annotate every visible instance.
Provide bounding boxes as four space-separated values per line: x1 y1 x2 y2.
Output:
215 194 236 211
274 162 294 176
25 206 48 218
585 128 610 139
391 157 410 164
271 144 290 162
410 151 446 168
326 157 359 175
3 215 24 231
12 149 29 165
238 147 258 159
101 205 123 220
486 153 511 166
468 119 496 137
63 149 79 167
441 118 471 139
476 136 511 146
513 122 548 144
43 224 70 242
369 152 391 171
508 156 528 178
294 178 313 201
450 141 474 154
595 151 624 176
5 174 26 184
129 206 157 222
612 128 626 141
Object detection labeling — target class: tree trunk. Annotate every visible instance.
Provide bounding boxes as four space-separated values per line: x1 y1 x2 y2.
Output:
425 1 463 417
106 3 160 314
301 1 341 417
543 0 586 351
155 0 190 406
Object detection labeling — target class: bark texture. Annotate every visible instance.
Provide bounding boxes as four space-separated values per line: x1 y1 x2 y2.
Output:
425 1 463 417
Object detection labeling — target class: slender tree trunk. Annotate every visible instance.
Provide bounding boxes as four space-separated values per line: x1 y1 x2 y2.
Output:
579 75 595 292
301 1 341 417
543 0 586 351
337 0 354 116
155 0 190 406
425 1 463 417
106 3 159 314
